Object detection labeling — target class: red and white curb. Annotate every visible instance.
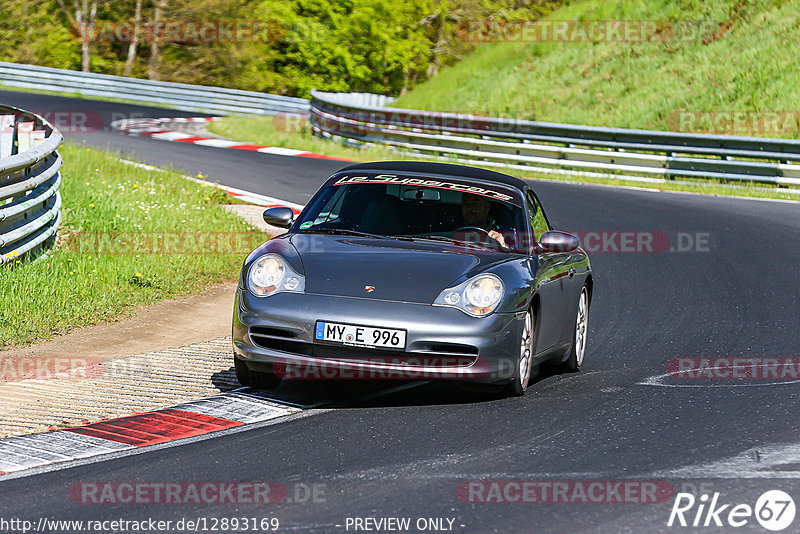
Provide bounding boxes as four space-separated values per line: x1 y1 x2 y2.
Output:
0 391 302 475
112 117 351 162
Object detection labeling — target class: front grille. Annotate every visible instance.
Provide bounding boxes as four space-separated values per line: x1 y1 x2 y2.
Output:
247 330 477 368
249 326 297 339
419 342 479 356
248 326 298 349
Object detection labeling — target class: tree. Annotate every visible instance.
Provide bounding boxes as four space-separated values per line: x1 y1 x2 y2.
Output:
54 0 99 71
123 0 143 76
148 0 167 80
1 0 568 95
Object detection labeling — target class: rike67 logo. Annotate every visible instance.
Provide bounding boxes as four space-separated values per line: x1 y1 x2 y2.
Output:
668 490 796 531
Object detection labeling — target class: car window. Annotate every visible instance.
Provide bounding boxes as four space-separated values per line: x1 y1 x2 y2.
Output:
526 191 551 241
311 184 347 225
295 173 528 253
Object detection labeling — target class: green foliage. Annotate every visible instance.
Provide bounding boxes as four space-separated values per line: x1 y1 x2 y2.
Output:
0 0 81 68
0 0 566 96
248 0 432 95
394 0 800 136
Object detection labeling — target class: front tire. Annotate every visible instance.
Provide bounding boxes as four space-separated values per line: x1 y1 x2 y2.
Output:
504 309 535 397
234 357 281 389
563 287 589 372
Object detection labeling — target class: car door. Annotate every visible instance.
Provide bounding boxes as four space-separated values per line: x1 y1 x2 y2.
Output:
525 190 572 354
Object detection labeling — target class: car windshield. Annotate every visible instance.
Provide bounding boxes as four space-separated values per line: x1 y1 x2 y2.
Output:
294 173 528 253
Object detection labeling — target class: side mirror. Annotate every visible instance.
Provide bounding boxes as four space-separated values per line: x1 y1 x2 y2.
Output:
537 231 580 253
263 206 295 228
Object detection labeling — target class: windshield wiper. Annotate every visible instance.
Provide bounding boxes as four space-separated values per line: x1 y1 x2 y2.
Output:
397 234 485 249
300 228 386 239
399 234 449 242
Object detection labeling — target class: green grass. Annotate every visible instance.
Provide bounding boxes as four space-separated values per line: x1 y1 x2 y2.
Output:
393 0 799 135
206 115 415 162
0 142 265 348
207 114 800 202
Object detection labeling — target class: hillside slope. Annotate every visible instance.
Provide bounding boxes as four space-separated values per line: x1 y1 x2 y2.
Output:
393 0 799 136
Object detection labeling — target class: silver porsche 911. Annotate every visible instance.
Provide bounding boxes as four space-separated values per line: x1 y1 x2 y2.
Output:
232 161 592 396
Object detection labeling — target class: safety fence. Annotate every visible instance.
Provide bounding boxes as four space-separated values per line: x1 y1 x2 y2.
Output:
309 90 800 186
4 61 800 193
0 62 308 116
0 105 63 264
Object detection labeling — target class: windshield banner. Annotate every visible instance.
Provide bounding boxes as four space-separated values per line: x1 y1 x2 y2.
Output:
332 173 522 206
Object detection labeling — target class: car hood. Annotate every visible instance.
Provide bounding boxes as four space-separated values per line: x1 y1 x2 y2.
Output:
290 234 512 304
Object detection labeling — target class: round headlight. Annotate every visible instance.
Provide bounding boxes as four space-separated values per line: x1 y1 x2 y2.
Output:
248 255 285 296
247 254 306 297
434 273 505 316
464 275 503 314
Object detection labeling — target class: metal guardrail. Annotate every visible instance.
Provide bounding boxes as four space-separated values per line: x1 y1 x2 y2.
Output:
0 62 308 116
0 104 63 264
310 90 800 186
3 61 798 188
317 92 395 108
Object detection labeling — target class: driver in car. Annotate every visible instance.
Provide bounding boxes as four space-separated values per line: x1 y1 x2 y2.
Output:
459 193 510 250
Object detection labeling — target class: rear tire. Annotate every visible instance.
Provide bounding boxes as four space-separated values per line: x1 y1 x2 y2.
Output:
563 287 589 372
234 357 281 389
504 309 535 397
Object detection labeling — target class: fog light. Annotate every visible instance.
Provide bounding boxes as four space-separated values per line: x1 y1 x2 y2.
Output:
284 277 300 290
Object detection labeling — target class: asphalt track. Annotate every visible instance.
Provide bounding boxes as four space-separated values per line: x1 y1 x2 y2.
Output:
1 89 800 533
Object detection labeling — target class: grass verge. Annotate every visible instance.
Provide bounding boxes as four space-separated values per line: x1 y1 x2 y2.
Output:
0 142 265 348
207 114 410 162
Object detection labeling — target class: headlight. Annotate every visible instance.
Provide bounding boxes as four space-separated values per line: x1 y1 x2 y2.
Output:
434 274 504 317
247 254 305 297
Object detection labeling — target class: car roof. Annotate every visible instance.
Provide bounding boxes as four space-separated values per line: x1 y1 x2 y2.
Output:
334 161 529 191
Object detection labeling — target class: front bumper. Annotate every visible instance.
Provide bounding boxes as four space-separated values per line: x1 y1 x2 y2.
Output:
232 288 524 383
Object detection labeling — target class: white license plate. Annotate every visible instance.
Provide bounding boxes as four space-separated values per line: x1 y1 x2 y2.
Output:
315 321 406 350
